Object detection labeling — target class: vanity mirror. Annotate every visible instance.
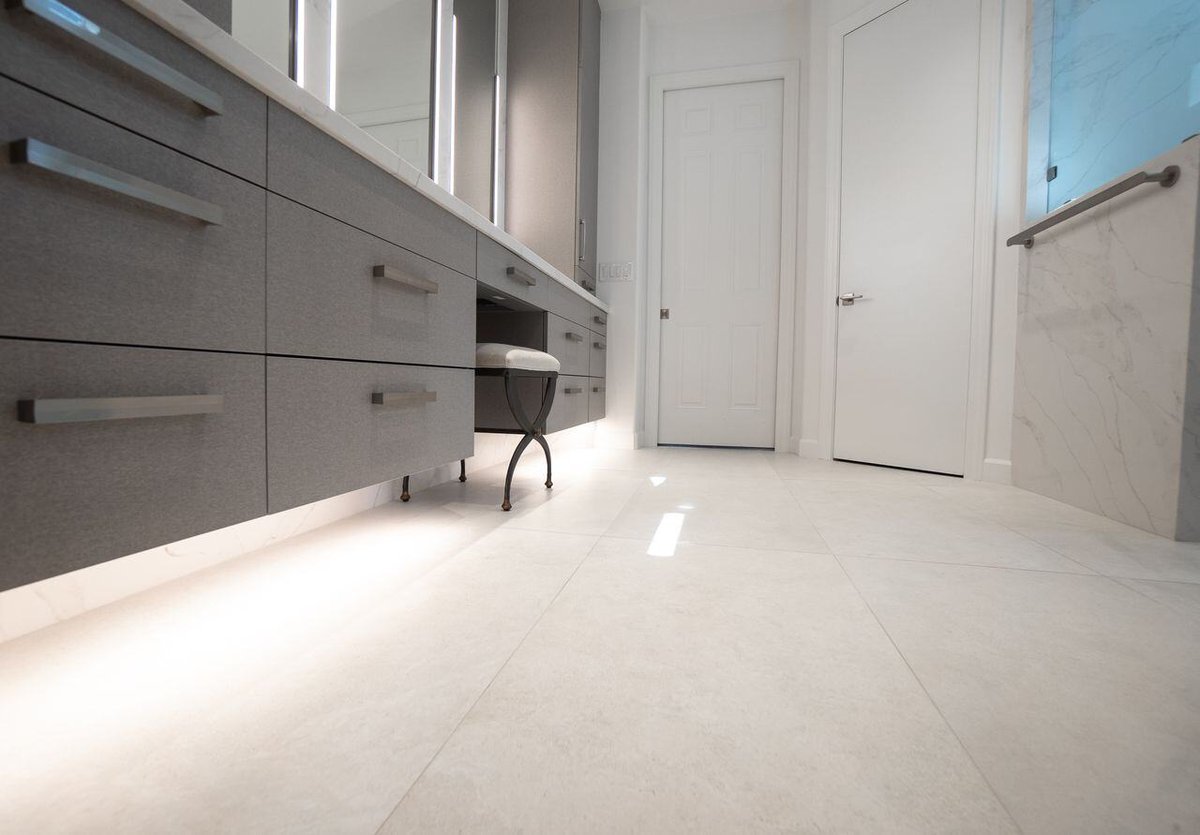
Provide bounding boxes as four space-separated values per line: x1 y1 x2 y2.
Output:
229 0 504 212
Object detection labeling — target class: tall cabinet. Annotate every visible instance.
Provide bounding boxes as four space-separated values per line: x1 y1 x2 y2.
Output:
505 0 601 292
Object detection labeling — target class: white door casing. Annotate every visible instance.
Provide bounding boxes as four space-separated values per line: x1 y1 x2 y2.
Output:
657 79 784 448
831 0 982 475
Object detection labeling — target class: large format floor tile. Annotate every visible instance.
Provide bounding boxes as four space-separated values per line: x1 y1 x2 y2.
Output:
380 538 1014 833
842 556 1200 835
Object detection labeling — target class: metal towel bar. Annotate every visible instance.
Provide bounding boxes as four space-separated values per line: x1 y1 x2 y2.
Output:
1007 165 1180 248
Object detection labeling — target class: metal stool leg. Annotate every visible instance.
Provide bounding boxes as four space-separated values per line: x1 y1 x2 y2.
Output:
502 434 536 511
459 459 467 482
400 475 411 502
534 433 552 489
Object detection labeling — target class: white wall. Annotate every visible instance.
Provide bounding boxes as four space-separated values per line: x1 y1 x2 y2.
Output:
597 1 807 449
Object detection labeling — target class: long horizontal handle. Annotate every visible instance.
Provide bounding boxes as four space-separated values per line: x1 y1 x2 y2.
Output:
593 315 606 326
564 331 584 343
18 394 223 424
371 391 437 407
373 264 439 294
593 342 606 351
592 386 606 393
563 386 584 395
10 138 224 225
1007 165 1180 248
505 266 537 287
10 0 224 116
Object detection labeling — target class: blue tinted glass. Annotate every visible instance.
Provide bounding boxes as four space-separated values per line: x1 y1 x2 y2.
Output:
1048 0 1200 207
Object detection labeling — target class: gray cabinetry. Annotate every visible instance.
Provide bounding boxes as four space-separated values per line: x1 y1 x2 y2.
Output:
0 340 266 592
267 357 474 513
266 195 475 367
0 0 266 183
544 314 591 377
589 380 606 422
0 76 266 353
506 0 601 291
477 233 551 309
267 102 477 277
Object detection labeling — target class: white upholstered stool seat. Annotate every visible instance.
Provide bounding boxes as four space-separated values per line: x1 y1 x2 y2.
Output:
475 342 561 373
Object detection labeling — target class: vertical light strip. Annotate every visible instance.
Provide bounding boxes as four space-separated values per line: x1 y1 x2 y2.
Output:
327 0 338 108
432 0 444 183
295 0 306 87
448 13 458 192
491 74 501 221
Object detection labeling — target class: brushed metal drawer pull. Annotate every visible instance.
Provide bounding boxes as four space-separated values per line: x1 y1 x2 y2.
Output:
592 386 606 393
10 138 224 225
505 266 537 287
17 394 223 424
373 264 439 294
9 0 224 116
565 332 584 343
563 387 584 395
593 341 606 351
371 391 437 407
593 315 606 326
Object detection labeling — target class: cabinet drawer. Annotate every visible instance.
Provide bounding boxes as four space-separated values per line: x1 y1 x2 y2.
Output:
267 357 473 512
266 195 475 366
0 75 266 353
589 335 607 378
0 340 266 593
267 102 476 277
475 373 591 435
544 313 590 377
588 307 608 337
477 233 550 310
589 380 606 422
0 0 266 183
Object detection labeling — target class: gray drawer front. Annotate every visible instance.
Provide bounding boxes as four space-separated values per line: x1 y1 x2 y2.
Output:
0 340 266 592
0 0 266 183
267 102 476 277
266 195 475 367
267 357 473 512
477 233 550 309
548 278 606 334
544 313 590 377
589 335 607 378
589 380 606 422
0 76 266 353
475 373 591 435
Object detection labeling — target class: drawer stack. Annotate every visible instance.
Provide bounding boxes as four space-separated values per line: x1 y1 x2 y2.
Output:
0 0 477 591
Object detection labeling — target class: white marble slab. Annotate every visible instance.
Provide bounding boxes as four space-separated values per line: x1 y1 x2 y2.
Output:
116 0 608 314
1012 136 1200 539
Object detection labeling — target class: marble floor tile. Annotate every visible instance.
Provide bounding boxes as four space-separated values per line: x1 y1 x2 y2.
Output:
603 474 831 553
0 525 598 833
380 538 1015 834
788 480 1090 572
841 557 1200 835
767 454 960 486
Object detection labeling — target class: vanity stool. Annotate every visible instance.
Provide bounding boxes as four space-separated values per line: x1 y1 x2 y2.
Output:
474 343 561 511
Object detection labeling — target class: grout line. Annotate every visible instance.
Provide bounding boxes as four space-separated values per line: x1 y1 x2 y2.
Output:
372 532 605 833
831 552 1027 834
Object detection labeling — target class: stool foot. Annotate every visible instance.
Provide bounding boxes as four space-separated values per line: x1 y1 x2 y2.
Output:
502 499 512 512
400 475 411 503
459 459 467 482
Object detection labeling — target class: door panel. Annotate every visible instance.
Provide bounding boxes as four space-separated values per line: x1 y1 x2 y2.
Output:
659 80 782 448
833 0 981 475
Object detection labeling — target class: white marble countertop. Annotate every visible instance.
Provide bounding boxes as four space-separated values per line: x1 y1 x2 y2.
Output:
118 0 609 314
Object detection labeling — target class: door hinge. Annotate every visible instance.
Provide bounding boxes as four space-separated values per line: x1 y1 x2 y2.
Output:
660 308 670 320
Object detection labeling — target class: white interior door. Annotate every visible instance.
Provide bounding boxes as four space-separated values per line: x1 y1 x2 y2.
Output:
658 79 783 448
833 0 981 475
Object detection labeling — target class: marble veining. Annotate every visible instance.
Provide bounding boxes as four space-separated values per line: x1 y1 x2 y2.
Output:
115 0 608 314
1013 136 1200 539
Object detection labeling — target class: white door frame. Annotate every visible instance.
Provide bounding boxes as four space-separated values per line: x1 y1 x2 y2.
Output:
816 0 1003 478
644 61 801 451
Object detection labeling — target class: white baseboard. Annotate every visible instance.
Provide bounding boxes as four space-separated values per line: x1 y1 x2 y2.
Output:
981 457 1013 484
797 438 824 460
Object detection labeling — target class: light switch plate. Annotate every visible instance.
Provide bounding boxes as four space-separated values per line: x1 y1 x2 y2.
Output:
599 262 633 282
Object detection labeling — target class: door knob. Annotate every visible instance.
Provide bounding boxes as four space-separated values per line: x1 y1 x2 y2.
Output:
838 292 865 306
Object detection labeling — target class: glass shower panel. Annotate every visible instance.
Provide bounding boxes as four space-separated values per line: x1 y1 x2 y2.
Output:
1047 0 1200 207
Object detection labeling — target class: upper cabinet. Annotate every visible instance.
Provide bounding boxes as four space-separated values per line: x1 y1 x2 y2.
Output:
506 0 600 292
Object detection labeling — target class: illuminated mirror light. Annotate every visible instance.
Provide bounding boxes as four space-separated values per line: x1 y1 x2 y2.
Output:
432 0 444 182
647 512 685 558
491 74 501 222
295 0 306 87
327 0 338 109
448 12 458 192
